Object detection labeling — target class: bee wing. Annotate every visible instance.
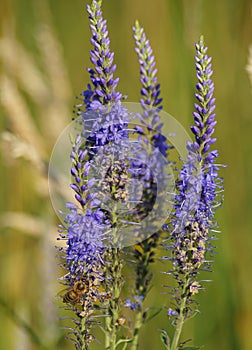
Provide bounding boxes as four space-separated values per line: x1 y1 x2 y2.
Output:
57 286 70 298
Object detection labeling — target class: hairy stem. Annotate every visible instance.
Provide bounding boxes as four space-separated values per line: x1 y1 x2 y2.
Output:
170 276 190 350
105 247 123 350
130 310 143 350
80 312 90 350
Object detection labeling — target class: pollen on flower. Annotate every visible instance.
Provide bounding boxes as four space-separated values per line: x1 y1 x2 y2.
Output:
189 281 201 295
101 160 129 202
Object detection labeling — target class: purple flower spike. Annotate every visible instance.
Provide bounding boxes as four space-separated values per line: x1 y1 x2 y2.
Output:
133 20 163 126
82 0 122 109
165 36 224 322
60 203 109 283
133 20 169 157
173 36 222 234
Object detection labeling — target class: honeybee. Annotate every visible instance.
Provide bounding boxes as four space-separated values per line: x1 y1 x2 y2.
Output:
61 269 110 306
62 279 89 305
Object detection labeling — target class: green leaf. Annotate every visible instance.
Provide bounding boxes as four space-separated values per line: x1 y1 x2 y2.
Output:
121 342 129 350
159 329 170 349
144 307 162 323
115 338 132 348
178 346 203 350
177 338 203 350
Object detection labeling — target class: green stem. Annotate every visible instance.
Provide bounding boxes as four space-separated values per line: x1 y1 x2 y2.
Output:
103 157 125 349
130 309 143 350
81 312 89 350
170 298 186 350
170 275 190 350
130 232 160 350
112 248 121 350
105 246 123 350
105 316 110 349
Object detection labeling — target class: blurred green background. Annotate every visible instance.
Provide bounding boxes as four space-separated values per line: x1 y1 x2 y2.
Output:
0 0 252 349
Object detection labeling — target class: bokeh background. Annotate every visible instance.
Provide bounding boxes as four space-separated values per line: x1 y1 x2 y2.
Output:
0 0 252 349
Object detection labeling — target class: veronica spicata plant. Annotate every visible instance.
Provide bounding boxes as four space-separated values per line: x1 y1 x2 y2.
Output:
57 1 131 349
124 21 170 350
161 36 223 350
53 0 224 348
